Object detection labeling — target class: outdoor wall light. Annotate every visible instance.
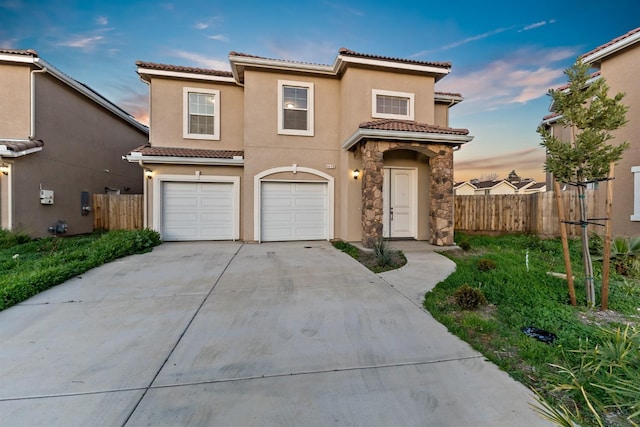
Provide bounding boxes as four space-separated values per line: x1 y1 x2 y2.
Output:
144 169 153 179
353 169 360 180
0 164 9 175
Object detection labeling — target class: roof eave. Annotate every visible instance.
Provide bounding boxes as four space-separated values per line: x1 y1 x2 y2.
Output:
125 154 244 166
337 55 450 80
581 31 640 65
137 67 236 84
342 128 473 150
0 146 43 157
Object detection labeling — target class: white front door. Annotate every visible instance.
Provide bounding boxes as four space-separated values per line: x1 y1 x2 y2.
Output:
383 168 416 238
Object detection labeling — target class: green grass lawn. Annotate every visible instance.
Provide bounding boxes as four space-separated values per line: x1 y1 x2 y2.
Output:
0 229 161 311
426 233 640 426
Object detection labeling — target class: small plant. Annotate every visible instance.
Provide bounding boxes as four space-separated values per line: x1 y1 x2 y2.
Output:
453 284 487 310
477 258 496 272
459 240 471 251
373 238 393 268
610 236 640 277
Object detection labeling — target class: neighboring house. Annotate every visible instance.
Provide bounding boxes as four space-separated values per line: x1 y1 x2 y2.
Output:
454 170 545 195
540 27 640 237
453 181 476 195
127 48 473 246
0 49 148 237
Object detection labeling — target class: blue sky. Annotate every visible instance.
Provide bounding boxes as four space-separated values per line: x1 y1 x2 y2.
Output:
1 0 638 181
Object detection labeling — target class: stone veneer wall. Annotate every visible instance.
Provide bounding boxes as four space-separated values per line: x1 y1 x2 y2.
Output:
360 140 454 247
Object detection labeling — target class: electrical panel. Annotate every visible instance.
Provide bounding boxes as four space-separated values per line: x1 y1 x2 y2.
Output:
40 189 54 205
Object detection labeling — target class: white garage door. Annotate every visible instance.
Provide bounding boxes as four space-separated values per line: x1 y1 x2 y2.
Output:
162 181 235 241
261 182 327 241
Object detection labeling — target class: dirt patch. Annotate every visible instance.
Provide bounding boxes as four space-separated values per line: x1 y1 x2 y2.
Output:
577 309 640 328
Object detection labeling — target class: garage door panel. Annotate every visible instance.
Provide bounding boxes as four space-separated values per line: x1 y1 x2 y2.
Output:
261 182 327 242
162 181 235 241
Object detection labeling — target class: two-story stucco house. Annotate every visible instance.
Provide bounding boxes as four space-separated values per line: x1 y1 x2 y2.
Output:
541 27 640 237
127 48 472 246
0 49 148 237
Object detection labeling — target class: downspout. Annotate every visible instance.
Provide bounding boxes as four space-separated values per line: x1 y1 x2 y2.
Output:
30 67 48 139
1 162 12 230
138 160 148 228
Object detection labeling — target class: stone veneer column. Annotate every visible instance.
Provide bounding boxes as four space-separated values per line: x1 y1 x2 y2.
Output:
360 141 384 246
430 145 455 246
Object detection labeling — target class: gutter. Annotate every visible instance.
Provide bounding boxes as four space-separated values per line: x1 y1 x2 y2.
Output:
581 31 640 65
125 153 244 166
30 68 47 138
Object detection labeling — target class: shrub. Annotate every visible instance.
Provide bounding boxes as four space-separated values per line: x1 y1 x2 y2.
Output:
458 240 471 251
0 229 31 249
477 258 496 272
373 238 393 268
453 284 487 310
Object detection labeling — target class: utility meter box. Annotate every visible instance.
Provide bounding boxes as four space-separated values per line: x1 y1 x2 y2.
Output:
40 189 54 205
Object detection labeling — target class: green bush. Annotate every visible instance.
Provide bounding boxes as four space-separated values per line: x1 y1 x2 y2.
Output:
453 284 487 310
458 240 471 251
477 258 496 272
0 229 162 311
0 229 31 249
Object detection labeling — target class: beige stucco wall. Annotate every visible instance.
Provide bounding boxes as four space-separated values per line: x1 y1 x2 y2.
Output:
241 70 343 241
149 77 244 151
10 72 147 237
434 103 449 127
0 63 31 139
600 44 640 237
339 67 436 140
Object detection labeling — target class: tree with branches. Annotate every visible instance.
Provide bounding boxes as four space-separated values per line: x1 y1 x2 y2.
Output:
538 60 628 307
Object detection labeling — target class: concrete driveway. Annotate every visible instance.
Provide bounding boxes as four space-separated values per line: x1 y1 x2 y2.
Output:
0 241 550 426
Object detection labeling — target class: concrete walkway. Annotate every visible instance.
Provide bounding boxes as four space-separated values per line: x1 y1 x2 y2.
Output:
0 241 551 426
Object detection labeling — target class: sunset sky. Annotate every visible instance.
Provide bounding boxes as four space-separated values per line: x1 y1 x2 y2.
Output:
1 0 637 182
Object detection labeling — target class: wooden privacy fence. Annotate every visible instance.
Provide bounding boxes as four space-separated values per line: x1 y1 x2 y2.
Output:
455 191 603 237
93 194 143 231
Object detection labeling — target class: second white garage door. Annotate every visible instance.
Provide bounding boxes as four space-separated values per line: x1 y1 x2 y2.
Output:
261 182 328 241
162 181 235 241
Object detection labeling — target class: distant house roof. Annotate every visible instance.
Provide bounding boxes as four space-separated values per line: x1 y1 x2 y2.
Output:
581 27 640 64
126 145 244 165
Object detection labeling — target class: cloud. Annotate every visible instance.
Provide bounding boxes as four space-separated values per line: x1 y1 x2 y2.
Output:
438 47 576 109
58 35 104 49
411 26 513 57
455 147 547 181
208 34 229 42
117 91 149 126
168 50 230 70
195 22 209 30
96 16 108 25
266 40 336 64
0 0 22 9
519 19 556 32
0 38 18 48
324 2 364 16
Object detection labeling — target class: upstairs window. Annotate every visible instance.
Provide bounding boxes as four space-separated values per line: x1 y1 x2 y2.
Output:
372 89 415 120
183 87 220 140
278 80 314 136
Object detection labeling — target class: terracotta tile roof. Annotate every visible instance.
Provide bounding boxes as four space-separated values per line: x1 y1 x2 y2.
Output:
0 139 44 151
338 48 451 69
553 71 600 92
542 112 561 121
129 145 243 159
0 49 38 57
135 61 233 77
230 48 451 70
581 27 640 60
358 119 469 135
435 91 462 97
228 51 330 67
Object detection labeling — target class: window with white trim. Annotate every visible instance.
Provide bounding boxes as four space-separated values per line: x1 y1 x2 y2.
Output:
372 89 415 120
278 80 314 136
183 87 220 140
631 166 640 221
